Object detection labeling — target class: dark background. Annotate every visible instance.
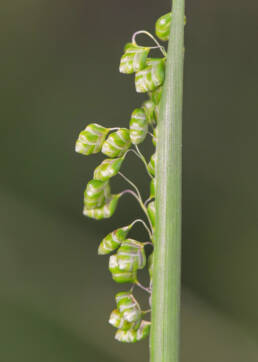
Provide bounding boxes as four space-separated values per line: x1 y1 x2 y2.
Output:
0 0 258 361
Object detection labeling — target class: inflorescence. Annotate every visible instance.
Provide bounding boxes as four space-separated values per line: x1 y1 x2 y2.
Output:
75 13 173 343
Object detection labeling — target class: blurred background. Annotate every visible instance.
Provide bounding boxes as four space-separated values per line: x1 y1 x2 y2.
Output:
0 0 258 361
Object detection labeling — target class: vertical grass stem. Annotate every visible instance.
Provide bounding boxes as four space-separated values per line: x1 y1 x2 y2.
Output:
150 0 185 361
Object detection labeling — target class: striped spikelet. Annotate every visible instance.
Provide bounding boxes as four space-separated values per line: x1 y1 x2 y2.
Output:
116 239 146 272
109 309 133 330
155 12 172 41
75 123 109 155
112 292 151 343
109 254 137 283
147 152 157 177
102 128 131 158
83 194 120 220
135 58 165 93
98 225 132 255
115 320 151 343
116 292 142 323
84 179 110 209
142 99 156 125
93 157 124 181
129 108 148 145
155 12 186 42
120 43 150 74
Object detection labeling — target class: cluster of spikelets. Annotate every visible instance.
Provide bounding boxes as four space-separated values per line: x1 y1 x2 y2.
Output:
75 13 172 343
109 292 151 343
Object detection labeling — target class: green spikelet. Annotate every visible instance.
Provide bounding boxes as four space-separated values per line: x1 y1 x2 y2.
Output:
147 152 157 177
120 43 150 74
109 309 132 330
75 123 109 155
147 201 155 229
83 194 120 220
129 108 148 145
116 239 146 272
109 255 137 283
135 58 165 93
116 292 142 323
84 180 110 209
136 321 151 341
115 321 150 343
149 87 162 124
98 225 132 255
155 12 172 41
102 128 131 158
93 157 123 181
142 99 156 125
155 12 186 42
115 329 138 343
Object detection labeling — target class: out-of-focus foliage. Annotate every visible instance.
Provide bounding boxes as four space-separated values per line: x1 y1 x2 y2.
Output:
0 0 257 361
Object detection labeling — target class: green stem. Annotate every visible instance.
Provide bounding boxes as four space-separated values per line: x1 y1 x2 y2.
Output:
150 0 185 361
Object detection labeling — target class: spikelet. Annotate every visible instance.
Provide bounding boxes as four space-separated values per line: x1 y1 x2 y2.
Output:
155 12 172 41
102 128 131 158
135 58 165 93
142 99 156 125
115 329 137 343
120 43 150 74
155 12 186 42
116 292 142 323
147 201 156 229
94 157 123 181
116 239 146 272
147 152 157 177
109 255 137 283
98 225 132 255
136 321 151 341
83 194 120 220
84 179 110 209
129 108 148 145
115 321 150 342
75 123 109 155
109 309 132 330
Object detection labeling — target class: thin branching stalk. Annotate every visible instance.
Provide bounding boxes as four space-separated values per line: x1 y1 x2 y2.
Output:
150 0 185 361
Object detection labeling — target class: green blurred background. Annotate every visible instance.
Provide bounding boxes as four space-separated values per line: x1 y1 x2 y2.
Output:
0 0 258 361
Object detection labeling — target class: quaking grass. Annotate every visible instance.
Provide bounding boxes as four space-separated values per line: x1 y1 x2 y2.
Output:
75 3 185 360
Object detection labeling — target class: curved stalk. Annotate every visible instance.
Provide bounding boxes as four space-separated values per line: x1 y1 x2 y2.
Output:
130 219 153 241
119 172 142 199
134 145 153 179
120 189 153 233
150 0 185 361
